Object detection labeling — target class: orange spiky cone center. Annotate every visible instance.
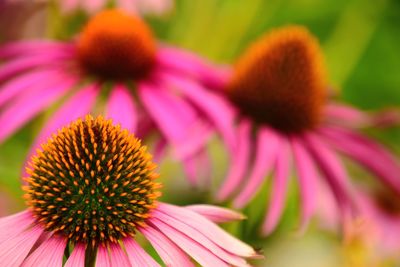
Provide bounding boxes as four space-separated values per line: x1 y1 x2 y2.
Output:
77 9 156 81
227 26 327 133
24 116 161 246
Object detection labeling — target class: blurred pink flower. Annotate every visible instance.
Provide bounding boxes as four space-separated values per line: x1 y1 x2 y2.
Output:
209 25 400 236
0 9 230 182
0 116 258 266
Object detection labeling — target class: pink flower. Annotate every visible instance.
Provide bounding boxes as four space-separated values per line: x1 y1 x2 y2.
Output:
0 9 231 184
0 116 259 266
209 25 400 236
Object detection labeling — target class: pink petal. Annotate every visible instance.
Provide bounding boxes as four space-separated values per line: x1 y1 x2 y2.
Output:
22 84 99 177
233 127 281 208
65 243 85 267
0 225 43 267
0 69 64 107
262 139 291 235
217 119 252 201
138 82 212 159
106 84 137 133
156 203 257 258
303 133 354 237
150 219 230 267
82 0 106 13
60 0 81 12
140 225 195 267
291 136 319 232
182 148 212 187
160 73 236 151
0 76 76 143
324 103 370 128
21 235 66 267
0 210 35 242
0 41 74 59
123 238 161 267
109 242 131 267
319 126 400 195
116 0 139 13
0 51 71 82
158 46 230 89
185 205 246 223
96 245 111 267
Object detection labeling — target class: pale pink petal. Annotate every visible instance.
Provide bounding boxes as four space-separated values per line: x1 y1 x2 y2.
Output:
109 242 131 267
60 0 81 13
82 0 106 13
151 213 250 266
0 210 34 241
303 133 354 237
96 245 111 267
158 46 230 89
106 84 137 133
185 205 246 223
65 243 85 267
262 139 291 235
21 235 66 267
291 136 319 231
233 127 281 208
156 203 257 258
150 219 230 267
0 69 64 107
319 126 400 194
0 225 43 267
0 76 76 143
116 0 139 13
151 138 167 163
123 238 161 267
217 119 252 201
182 148 212 187
140 225 195 267
160 73 236 151
138 82 212 159
22 84 99 176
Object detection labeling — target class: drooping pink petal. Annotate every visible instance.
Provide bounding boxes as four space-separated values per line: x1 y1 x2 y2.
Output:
60 0 81 13
0 225 43 267
152 138 167 163
217 119 252 201
185 205 246 223
96 245 111 267
0 76 76 143
140 225 195 267
151 212 250 266
106 84 137 133
116 0 139 13
0 210 34 240
262 139 291 235
0 51 71 82
324 103 370 128
150 219 230 267
22 84 99 177
303 133 355 237
182 148 212 187
158 46 230 89
138 82 212 159
0 69 64 107
233 127 281 208
156 203 257 258
109 242 131 267
21 235 66 267
291 136 319 232
160 73 236 151
0 41 74 59
82 0 106 13
319 126 400 195
123 238 161 267
65 243 85 267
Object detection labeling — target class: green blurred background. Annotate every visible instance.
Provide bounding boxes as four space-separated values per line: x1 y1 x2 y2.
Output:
1 0 400 266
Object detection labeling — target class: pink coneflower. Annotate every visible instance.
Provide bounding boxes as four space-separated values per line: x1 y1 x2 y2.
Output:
213 25 400 235
0 116 259 266
0 9 233 184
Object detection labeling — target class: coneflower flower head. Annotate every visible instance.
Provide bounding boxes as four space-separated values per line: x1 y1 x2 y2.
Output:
227 26 326 132
24 116 160 247
0 116 259 266
0 9 231 185
216 25 400 236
